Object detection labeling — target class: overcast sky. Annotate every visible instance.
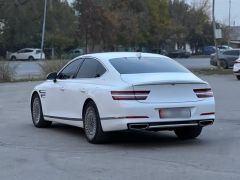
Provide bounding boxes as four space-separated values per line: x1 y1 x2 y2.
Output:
186 0 240 26
67 0 240 26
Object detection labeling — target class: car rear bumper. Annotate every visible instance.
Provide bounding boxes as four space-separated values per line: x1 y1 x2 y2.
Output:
128 119 214 131
100 99 215 132
101 118 214 132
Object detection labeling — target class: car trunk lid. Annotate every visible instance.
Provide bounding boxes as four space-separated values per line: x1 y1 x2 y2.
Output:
121 73 209 103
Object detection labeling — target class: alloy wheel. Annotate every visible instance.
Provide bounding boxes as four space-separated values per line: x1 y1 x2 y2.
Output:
84 107 97 140
32 97 41 124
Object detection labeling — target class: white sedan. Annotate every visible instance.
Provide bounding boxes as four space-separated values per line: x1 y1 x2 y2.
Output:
30 52 215 143
233 56 240 80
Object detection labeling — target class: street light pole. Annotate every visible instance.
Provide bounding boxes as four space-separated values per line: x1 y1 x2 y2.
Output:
212 0 219 68
40 0 47 60
228 0 231 47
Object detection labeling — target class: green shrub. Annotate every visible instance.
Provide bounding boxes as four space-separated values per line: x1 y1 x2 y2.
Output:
38 59 69 76
0 60 16 82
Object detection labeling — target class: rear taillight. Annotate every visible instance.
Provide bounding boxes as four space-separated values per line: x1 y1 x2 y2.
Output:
111 91 150 100
193 88 213 98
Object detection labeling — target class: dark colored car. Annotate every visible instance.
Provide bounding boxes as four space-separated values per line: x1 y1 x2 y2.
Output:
202 46 216 55
63 48 84 59
210 49 240 69
168 49 191 58
151 48 168 56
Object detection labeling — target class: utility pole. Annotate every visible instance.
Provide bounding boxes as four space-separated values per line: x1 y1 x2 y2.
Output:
40 0 47 60
212 0 219 68
228 0 231 47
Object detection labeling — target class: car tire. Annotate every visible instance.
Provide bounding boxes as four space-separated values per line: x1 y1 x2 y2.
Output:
31 93 52 128
220 60 228 69
83 101 107 144
11 56 16 61
174 126 202 139
28 56 34 61
236 76 240 80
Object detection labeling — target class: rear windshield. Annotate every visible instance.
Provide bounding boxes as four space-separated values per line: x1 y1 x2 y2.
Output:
109 57 188 74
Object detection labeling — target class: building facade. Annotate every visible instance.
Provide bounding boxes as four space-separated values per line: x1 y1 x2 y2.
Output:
230 26 240 48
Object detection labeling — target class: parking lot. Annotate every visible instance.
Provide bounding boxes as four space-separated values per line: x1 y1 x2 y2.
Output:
0 74 240 180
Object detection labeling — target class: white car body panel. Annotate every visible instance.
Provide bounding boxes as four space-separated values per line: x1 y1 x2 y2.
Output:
233 57 240 75
10 48 45 60
31 52 215 132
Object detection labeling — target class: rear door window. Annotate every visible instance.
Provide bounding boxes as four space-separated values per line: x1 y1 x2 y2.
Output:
77 58 106 78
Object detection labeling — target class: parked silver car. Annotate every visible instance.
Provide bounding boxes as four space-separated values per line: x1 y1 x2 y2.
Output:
210 49 240 69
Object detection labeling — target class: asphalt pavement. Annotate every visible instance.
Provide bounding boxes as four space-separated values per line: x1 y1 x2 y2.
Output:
0 74 240 180
175 57 211 69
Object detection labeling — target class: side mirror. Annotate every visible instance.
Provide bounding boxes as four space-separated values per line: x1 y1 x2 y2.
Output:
47 72 57 82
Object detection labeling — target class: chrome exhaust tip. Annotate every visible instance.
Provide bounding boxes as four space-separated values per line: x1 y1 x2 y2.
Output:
199 120 214 127
129 124 149 130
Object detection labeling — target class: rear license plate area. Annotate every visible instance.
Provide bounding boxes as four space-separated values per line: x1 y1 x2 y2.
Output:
159 108 191 119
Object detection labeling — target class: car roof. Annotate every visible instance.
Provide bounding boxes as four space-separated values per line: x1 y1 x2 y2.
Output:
19 48 40 51
223 49 240 52
80 52 166 61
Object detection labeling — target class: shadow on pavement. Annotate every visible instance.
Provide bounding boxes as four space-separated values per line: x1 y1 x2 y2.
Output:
48 123 207 148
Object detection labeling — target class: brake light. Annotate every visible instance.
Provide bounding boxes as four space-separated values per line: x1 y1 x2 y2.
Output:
111 91 150 100
193 88 213 98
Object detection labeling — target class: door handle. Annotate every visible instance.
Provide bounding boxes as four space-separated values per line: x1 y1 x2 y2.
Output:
60 86 65 91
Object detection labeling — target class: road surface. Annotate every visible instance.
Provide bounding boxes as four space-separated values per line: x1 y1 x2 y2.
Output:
0 74 239 180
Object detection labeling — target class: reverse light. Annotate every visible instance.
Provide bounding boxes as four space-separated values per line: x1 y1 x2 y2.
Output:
193 88 213 98
111 91 150 100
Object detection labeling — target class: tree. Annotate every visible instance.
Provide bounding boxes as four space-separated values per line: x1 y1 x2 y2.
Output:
0 0 215 57
74 0 116 52
168 0 213 52
0 0 76 57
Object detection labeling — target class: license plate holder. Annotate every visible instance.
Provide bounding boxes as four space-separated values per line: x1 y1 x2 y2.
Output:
159 107 191 119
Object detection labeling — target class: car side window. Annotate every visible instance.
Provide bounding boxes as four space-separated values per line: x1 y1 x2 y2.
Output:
25 49 33 53
18 49 25 53
58 59 84 80
224 50 239 56
76 58 106 78
234 50 240 56
223 51 231 55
